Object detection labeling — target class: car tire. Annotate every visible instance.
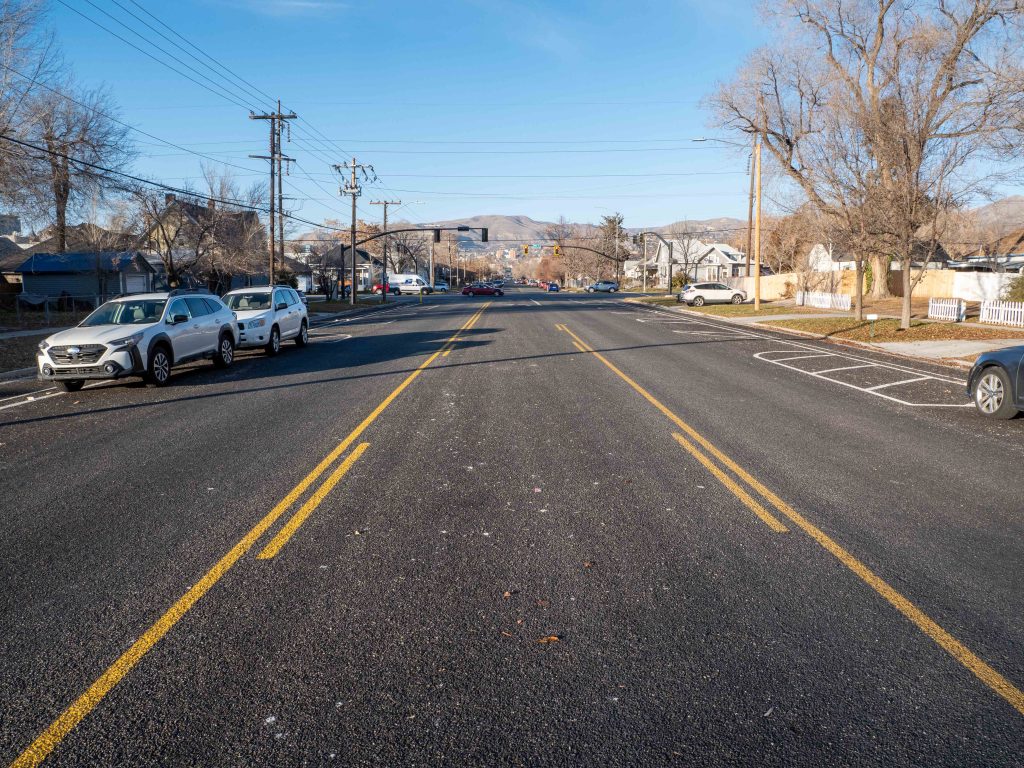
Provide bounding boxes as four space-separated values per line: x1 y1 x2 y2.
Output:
587 288 594 293
610 288 617 293
58 380 84 392
693 296 705 307
265 325 281 356
295 320 309 347
974 366 1018 419
394 289 402 296
213 333 235 368
497 290 504 296
731 293 744 304
145 344 172 387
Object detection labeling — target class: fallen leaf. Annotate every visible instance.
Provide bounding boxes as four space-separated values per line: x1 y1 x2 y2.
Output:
583 561 593 568
501 631 513 637
537 635 561 644
516 618 524 625
502 591 512 599
536 599 550 608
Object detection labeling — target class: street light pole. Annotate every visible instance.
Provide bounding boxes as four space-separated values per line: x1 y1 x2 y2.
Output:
754 136 762 311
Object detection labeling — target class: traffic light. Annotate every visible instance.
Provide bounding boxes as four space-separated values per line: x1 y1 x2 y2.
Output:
522 244 530 257
481 227 488 243
553 245 561 257
433 229 441 243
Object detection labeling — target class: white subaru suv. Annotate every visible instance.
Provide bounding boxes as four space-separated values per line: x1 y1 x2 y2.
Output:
222 285 309 354
37 290 239 391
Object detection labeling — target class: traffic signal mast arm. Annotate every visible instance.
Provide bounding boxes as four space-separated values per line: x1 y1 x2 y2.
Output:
354 225 488 249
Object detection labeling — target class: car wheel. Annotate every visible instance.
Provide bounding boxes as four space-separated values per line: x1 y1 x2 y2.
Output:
693 296 705 307
497 290 504 296
145 344 172 387
265 325 281 356
58 380 84 392
295 320 309 347
394 289 402 296
213 333 235 368
610 288 617 293
587 288 594 293
974 366 1017 419
731 293 744 304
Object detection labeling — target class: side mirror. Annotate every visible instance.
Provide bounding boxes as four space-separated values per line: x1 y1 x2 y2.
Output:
169 314 188 325
276 302 288 311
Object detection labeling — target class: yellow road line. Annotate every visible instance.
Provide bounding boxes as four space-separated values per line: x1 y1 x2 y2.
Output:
442 349 451 357
12 303 491 768
257 443 370 559
558 323 1024 717
671 433 788 533
571 341 588 353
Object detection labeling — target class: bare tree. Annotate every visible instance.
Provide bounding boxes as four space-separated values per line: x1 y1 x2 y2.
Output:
666 225 712 286
21 81 133 252
711 0 1024 326
389 229 428 273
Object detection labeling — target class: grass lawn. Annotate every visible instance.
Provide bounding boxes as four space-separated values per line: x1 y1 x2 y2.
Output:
686 303 824 318
764 317 1024 343
0 334 46 374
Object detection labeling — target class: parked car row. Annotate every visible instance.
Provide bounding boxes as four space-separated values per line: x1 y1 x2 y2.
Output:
36 286 309 391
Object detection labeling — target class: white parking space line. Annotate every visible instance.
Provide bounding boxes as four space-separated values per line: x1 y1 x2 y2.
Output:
770 353 838 363
753 351 970 408
815 364 877 375
866 376 932 391
635 305 966 385
530 299 542 306
0 392 63 412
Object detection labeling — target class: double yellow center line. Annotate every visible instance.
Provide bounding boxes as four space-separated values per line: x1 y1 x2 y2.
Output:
557 322 1024 718
13 303 491 768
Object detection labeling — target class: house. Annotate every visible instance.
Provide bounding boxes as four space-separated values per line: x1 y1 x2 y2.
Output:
14 252 158 306
807 243 856 272
318 244 382 292
21 223 138 255
627 238 711 287
695 243 747 280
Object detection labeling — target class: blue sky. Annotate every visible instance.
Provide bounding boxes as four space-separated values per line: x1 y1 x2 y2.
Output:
53 0 767 230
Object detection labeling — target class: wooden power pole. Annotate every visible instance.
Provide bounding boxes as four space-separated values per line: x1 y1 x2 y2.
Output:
370 199 401 304
249 105 295 284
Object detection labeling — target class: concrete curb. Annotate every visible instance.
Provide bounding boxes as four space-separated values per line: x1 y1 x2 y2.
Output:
624 299 975 372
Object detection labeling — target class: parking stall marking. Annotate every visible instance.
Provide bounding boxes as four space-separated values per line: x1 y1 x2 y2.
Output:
557 322 1024 719
10 302 491 768
753 350 971 408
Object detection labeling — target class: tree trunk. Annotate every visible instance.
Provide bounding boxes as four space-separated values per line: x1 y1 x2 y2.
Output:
854 259 864 321
870 254 891 298
901 261 912 330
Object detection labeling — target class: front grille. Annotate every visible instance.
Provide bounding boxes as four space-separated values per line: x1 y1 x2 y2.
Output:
53 365 104 375
49 344 106 364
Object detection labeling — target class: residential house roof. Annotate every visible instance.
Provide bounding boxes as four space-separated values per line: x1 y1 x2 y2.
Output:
22 223 138 255
321 244 379 268
0 237 25 272
14 251 155 274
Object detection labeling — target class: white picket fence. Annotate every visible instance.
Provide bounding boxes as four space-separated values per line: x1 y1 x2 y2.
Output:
927 297 966 322
796 290 852 311
979 299 1024 327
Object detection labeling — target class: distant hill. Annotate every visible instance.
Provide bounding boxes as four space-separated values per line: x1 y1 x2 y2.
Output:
971 195 1024 236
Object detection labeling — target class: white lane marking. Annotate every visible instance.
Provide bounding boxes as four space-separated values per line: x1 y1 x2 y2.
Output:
0 392 63 411
866 376 932 391
635 305 966 385
752 351 971 408
0 387 54 403
672 330 734 336
530 299 542 306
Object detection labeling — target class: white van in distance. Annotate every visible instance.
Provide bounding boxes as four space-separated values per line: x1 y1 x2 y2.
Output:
388 273 433 295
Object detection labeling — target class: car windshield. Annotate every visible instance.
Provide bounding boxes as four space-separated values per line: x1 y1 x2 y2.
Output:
80 299 167 326
224 292 272 311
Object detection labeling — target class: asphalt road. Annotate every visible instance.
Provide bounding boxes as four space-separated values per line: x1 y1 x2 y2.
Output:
1 289 1021 766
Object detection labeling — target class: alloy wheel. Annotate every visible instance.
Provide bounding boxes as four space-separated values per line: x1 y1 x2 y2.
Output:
977 372 1004 414
153 351 169 383
221 338 234 364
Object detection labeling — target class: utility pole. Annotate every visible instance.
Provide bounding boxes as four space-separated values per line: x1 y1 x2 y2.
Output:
754 136 762 311
745 133 756 278
250 106 295 284
641 234 648 293
370 199 400 304
335 157 375 306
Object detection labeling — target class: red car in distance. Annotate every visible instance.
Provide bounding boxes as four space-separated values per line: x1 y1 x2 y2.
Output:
462 282 504 296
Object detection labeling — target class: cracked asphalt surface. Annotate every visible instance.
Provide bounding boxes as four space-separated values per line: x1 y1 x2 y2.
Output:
1 289 1021 766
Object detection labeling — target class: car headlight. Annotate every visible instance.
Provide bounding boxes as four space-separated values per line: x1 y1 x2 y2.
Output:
247 318 266 328
109 332 144 350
